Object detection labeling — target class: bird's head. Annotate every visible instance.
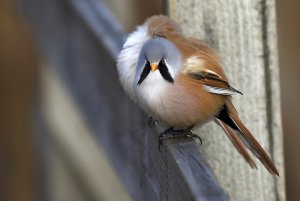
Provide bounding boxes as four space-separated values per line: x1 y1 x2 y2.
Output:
136 37 182 85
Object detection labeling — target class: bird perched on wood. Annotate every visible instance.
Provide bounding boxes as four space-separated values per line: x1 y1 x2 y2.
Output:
117 15 279 175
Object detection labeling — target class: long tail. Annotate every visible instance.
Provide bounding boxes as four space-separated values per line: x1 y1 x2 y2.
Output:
215 100 279 175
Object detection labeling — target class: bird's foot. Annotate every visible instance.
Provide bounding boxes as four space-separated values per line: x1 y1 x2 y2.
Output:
185 133 202 145
148 117 159 127
158 126 202 151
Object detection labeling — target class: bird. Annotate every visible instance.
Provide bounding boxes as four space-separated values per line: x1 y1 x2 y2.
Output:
117 15 279 175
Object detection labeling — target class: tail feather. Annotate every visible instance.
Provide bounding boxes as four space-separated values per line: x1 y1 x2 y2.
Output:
215 119 257 169
216 100 279 175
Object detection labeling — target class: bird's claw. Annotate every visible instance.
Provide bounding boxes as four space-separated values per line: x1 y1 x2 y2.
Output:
158 127 202 151
186 133 203 145
158 127 174 151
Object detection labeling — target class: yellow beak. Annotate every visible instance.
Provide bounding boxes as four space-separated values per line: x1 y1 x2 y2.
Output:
151 63 158 71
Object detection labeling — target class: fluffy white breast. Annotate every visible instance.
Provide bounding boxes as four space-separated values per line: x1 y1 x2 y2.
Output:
117 25 150 101
134 70 172 115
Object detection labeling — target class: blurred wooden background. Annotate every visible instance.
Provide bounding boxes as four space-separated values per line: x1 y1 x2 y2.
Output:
0 1 38 201
0 0 300 200
277 1 300 200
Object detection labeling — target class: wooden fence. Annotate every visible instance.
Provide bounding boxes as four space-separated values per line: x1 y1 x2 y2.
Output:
19 0 285 200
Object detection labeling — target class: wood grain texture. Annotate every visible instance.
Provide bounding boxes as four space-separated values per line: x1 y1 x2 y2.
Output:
169 0 285 200
19 0 229 200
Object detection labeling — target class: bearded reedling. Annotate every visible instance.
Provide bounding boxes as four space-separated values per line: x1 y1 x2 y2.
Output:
117 15 279 175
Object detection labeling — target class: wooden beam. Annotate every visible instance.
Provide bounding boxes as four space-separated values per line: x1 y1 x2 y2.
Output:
40 66 132 201
169 0 286 200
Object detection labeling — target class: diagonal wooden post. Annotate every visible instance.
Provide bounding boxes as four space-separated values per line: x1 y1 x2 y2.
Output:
168 0 285 200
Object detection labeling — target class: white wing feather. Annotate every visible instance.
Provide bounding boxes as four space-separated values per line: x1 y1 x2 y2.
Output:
203 85 242 95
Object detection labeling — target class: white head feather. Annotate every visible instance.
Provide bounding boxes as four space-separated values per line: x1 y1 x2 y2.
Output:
117 24 150 101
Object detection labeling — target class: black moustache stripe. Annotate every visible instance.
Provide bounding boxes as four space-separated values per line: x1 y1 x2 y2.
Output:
159 61 174 83
137 62 151 85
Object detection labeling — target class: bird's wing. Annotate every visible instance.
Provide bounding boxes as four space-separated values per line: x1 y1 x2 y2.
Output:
183 54 242 96
188 69 243 95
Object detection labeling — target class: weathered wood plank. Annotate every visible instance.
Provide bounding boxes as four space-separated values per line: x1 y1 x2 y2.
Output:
169 0 285 201
40 66 132 201
19 0 229 200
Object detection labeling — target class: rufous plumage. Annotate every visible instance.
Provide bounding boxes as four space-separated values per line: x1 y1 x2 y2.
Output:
117 15 279 175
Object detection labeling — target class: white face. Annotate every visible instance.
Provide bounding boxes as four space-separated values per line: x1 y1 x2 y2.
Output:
134 37 182 114
134 37 182 86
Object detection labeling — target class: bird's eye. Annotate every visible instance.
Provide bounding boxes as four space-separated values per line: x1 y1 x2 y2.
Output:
145 60 150 67
158 59 174 83
137 60 151 85
159 59 165 66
